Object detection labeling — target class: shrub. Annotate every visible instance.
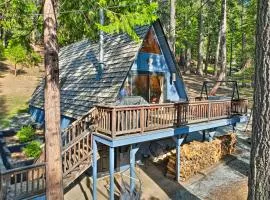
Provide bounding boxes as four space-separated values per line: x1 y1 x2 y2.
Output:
23 141 42 159
4 42 28 65
27 51 42 67
16 125 35 143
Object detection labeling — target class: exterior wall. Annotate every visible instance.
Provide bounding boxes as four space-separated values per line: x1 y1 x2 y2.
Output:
153 22 188 100
29 106 74 129
130 52 185 101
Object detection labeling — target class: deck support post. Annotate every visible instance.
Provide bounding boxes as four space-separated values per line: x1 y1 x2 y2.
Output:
109 146 115 200
92 138 98 200
176 135 185 183
208 131 216 142
232 123 236 133
130 144 139 194
202 130 206 141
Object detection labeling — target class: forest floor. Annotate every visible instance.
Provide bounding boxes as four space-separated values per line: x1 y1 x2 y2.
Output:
182 74 253 108
0 61 43 128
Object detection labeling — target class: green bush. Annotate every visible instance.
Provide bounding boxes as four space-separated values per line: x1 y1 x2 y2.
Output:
27 51 42 67
16 125 35 143
23 141 42 159
4 42 28 66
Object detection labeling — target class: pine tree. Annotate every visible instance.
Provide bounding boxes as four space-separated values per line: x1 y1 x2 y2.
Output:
248 0 270 198
43 0 63 199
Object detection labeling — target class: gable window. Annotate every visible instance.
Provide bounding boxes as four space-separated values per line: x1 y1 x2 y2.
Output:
140 29 161 55
128 72 165 104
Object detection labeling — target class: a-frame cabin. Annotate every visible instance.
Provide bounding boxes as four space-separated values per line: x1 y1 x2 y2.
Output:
0 20 248 200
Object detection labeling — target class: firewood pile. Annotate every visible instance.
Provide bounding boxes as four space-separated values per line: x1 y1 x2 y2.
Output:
166 133 237 181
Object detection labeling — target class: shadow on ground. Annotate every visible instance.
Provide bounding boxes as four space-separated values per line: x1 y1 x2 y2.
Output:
140 162 200 200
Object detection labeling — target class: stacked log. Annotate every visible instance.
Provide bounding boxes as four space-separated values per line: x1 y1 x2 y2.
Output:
166 133 237 181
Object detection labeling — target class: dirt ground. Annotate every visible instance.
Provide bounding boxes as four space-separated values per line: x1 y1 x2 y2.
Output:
0 62 43 127
182 74 253 107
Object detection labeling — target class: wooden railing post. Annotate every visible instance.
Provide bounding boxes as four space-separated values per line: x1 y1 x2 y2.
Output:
177 103 181 126
111 108 116 138
140 107 145 133
228 101 231 116
208 102 211 121
0 173 8 200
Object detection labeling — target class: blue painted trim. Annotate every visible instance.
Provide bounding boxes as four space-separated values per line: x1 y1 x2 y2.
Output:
130 144 139 194
109 146 115 200
176 136 184 183
92 139 98 200
93 116 247 148
153 21 189 100
131 52 168 72
29 106 75 129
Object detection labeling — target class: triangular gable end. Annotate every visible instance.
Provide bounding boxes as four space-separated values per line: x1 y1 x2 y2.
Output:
152 21 189 100
120 21 188 103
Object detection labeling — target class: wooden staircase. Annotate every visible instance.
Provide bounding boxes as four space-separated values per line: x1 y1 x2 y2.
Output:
61 107 98 187
62 130 93 188
0 108 98 200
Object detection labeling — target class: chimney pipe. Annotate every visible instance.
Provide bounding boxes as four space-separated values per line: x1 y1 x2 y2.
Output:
99 8 104 69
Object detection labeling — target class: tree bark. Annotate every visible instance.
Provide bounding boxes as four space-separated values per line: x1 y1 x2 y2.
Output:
248 0 270 199
241 0 247 68
210 0 226 95
43 0 63 199
204 33 212 75
184 43 191 74
214 29 221 77
170 0 176 54
197 0 204 76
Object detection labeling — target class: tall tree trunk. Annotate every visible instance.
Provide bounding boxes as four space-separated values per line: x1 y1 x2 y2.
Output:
197 0 204 76
214 28 221 77
241 0 246 68
170 0 176 54
229 34 233 76
204 33 212 75
43 0 63 199
184 43 191 74
210 0 226 95
248 0 270 199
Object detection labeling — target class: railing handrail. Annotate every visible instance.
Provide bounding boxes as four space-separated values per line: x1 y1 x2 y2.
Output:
95 98 247 110
0 163 46 175
62 131 91 154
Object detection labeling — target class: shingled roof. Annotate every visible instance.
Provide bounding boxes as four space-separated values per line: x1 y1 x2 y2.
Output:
30 24 151 119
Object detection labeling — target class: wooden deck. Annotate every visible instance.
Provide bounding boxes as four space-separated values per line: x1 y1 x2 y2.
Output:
0 98 248 199
95 98 248 138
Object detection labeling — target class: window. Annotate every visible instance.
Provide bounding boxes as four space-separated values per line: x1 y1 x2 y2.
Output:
129 72 165 103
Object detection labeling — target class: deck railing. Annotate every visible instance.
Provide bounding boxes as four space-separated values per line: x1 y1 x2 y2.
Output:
95 99 248 137
62 130 92 177
62 107 98 146
0 163 46 200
